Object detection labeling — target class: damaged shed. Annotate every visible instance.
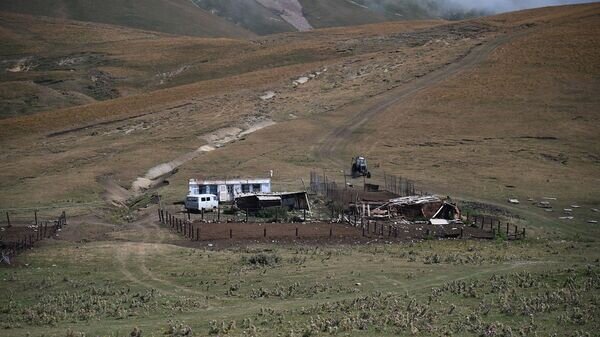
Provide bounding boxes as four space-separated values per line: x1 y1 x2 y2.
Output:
370 195 461 222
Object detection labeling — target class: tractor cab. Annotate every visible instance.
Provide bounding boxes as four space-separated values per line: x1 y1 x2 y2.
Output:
351 156 371 178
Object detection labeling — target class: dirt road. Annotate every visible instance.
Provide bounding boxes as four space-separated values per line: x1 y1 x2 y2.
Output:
312 30 527 166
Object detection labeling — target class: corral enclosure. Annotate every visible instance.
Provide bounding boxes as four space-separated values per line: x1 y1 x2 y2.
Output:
0 2 599 337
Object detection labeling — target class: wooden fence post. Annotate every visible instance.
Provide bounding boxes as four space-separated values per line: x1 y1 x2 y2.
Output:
196 228 200 241
230 229 233 239
522 228 526 239
460 227 464 238
514 226 518 239
158 209 162 222
217 206 220 223
246 209 249 223
34 210 38 226
6 212 10 227
296 227 298 237
264 228 267 238
330 227 333 238
304 209 307 222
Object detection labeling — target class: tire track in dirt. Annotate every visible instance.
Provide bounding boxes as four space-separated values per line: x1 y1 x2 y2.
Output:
114 209 205 298
312 30 528 167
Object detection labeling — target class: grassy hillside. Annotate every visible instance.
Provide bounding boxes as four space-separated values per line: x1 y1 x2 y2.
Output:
0 11 443 118
0 4 598 239
0 0 255 38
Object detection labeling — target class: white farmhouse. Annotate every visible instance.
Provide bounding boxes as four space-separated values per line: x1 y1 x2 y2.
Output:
188 178 271 202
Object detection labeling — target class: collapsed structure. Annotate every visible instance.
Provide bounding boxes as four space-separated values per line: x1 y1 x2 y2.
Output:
355 195 461 224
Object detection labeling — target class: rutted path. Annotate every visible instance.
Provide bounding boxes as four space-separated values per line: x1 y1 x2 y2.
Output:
312 29 531 167
114 208 205 298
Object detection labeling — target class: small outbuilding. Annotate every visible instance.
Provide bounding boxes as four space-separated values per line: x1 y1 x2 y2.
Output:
235 192 310 212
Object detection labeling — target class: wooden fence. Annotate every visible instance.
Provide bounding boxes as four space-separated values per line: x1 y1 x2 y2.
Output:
1 211 67 264
465 213 526 240
157 209 348 241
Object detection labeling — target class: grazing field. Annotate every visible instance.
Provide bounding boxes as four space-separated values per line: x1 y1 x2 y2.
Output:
1 214 598 336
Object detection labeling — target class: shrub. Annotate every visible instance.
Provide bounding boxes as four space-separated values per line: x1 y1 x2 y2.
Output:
243 253 281 267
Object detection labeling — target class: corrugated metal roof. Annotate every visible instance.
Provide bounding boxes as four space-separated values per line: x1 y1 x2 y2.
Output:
256 195 282 201
387 195 441 205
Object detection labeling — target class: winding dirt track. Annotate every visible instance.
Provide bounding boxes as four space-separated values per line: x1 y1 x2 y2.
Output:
312 30 525 166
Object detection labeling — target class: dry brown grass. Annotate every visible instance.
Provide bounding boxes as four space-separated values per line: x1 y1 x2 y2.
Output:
1 5 598 236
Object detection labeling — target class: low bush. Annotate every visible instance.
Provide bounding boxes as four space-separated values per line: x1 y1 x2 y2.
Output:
242 253 281 267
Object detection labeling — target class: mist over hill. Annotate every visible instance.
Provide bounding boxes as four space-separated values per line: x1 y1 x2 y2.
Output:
435 0 598 13
0 0 595 37
192 0 598 35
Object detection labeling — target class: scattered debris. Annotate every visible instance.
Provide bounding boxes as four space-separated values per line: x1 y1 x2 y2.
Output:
537 201 552 208
508 198 520 204
588 220 598 224
292 68 327 87
293 76 309 86
260 91 276 100
558 216 574 220
5 57 36 73
156 65 191 84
